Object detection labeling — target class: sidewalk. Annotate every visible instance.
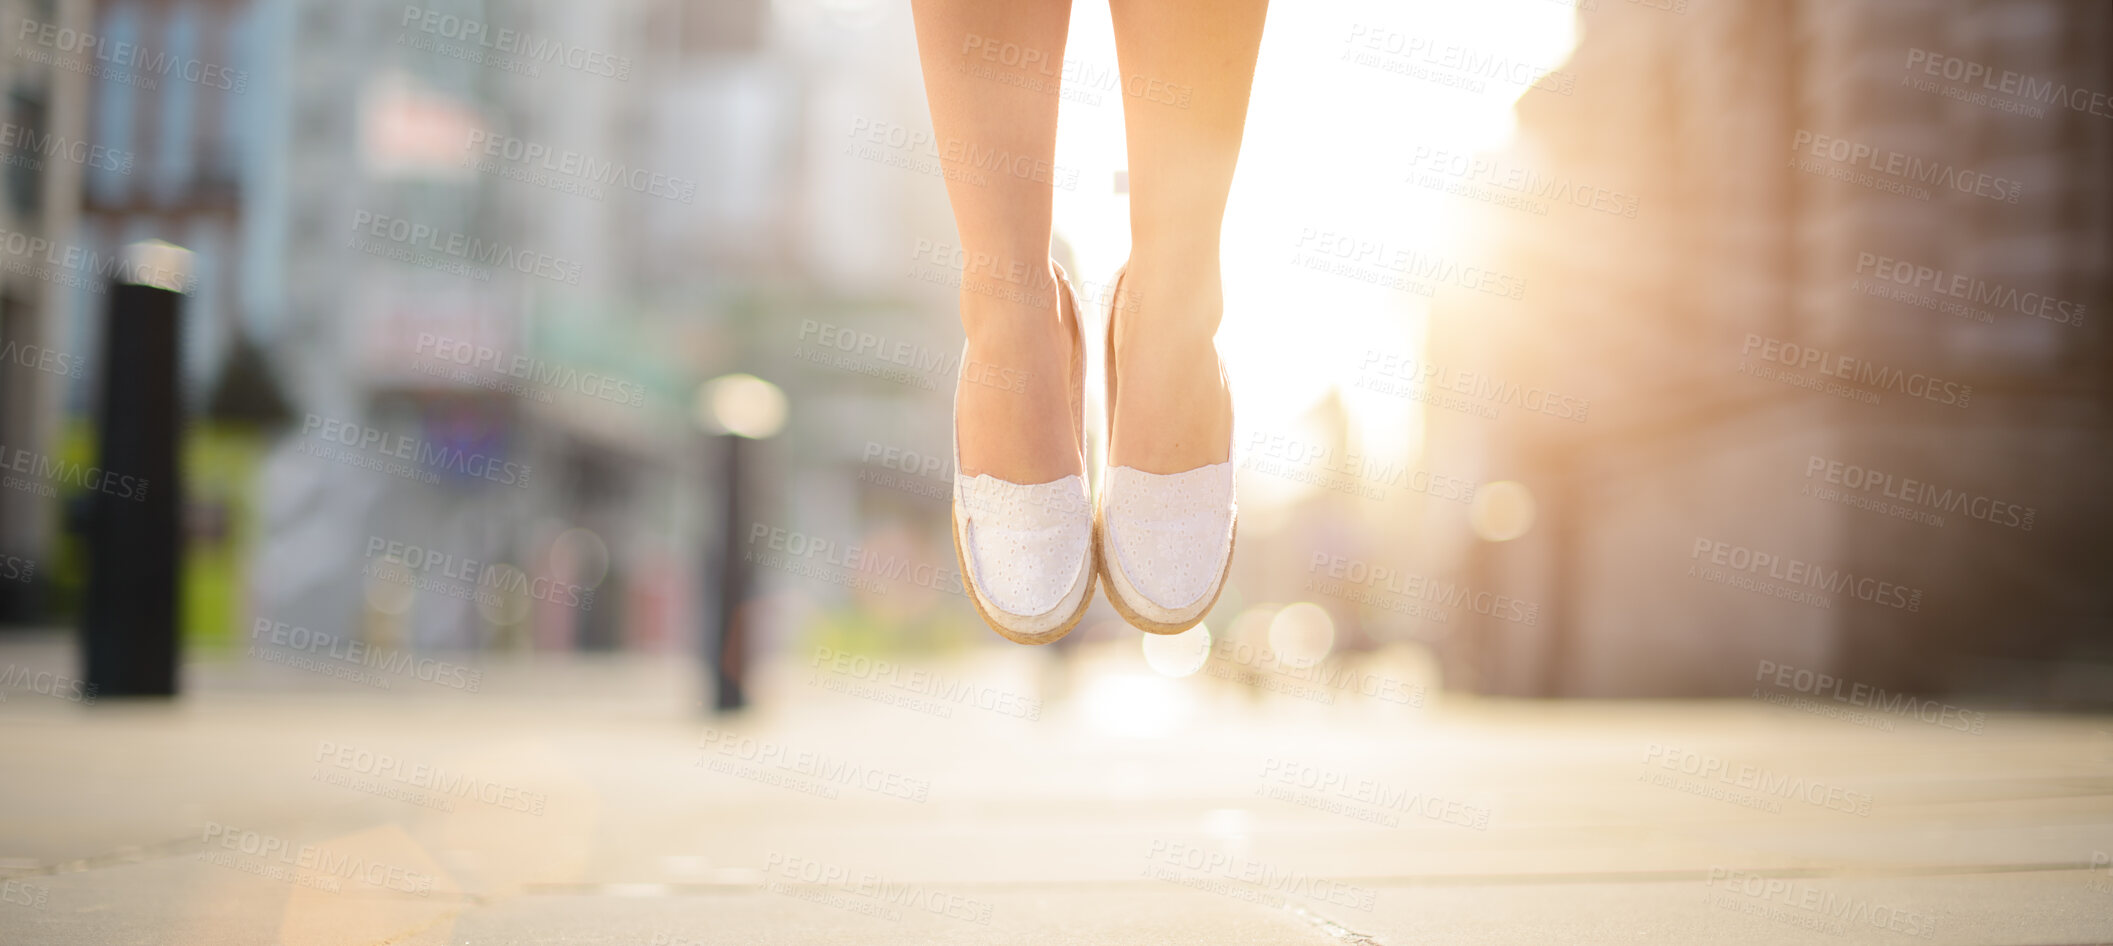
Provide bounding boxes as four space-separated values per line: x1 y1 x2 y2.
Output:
0 633 2109 945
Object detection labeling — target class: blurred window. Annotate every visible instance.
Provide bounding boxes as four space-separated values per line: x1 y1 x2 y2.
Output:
87 3 142 206
6 87 47 219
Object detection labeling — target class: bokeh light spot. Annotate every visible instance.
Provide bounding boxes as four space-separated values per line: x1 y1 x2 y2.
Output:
1267 602 1335 669
698 374 788 439
551 528 611 589
1470 480 1537 542
1142 623 1212 678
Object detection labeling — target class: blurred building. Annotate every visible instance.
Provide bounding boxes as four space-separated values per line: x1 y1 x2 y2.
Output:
716 0 996 650
0 0 92 622
69 0 247 384
243 0 724 654
13 0 801 656
0 0 974 666
1428 1 2113 700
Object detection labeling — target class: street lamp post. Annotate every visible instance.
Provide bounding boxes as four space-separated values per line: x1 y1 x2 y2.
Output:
695 374 786 714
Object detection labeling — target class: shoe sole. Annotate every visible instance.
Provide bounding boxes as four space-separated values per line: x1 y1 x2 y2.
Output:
952 505 1099 645
1095 507 1236 636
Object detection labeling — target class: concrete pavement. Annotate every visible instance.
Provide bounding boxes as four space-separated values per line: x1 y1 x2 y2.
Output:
0 632 2109 944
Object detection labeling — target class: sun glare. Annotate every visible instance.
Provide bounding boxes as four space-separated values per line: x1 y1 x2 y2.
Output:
1053 0 1578 514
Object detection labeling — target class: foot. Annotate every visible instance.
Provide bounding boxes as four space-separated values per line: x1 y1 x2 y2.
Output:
1107 261 1232 474
955 262 1083 485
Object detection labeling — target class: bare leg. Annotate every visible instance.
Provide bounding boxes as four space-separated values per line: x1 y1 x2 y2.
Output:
910 0 1081 484
1106 0 1267 473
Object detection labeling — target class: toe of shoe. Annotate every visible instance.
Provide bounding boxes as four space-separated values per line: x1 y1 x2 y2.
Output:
1102 465 1235 611
957 475 1092 618
962 518 1090 616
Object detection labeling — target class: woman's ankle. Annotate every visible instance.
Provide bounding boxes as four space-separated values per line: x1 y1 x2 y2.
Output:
1113 258 1223 349
958 258 1067 338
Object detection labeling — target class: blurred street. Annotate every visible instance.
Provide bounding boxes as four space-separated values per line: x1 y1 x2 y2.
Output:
0 1 2110 939
1 633 2109 945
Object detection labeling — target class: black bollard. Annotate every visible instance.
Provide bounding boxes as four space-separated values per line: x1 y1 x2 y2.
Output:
82 242 191 698
709 432 751 712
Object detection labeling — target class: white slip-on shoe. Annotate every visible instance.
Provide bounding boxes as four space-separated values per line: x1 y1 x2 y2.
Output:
949 261 1096 645
1095 267 1238 635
